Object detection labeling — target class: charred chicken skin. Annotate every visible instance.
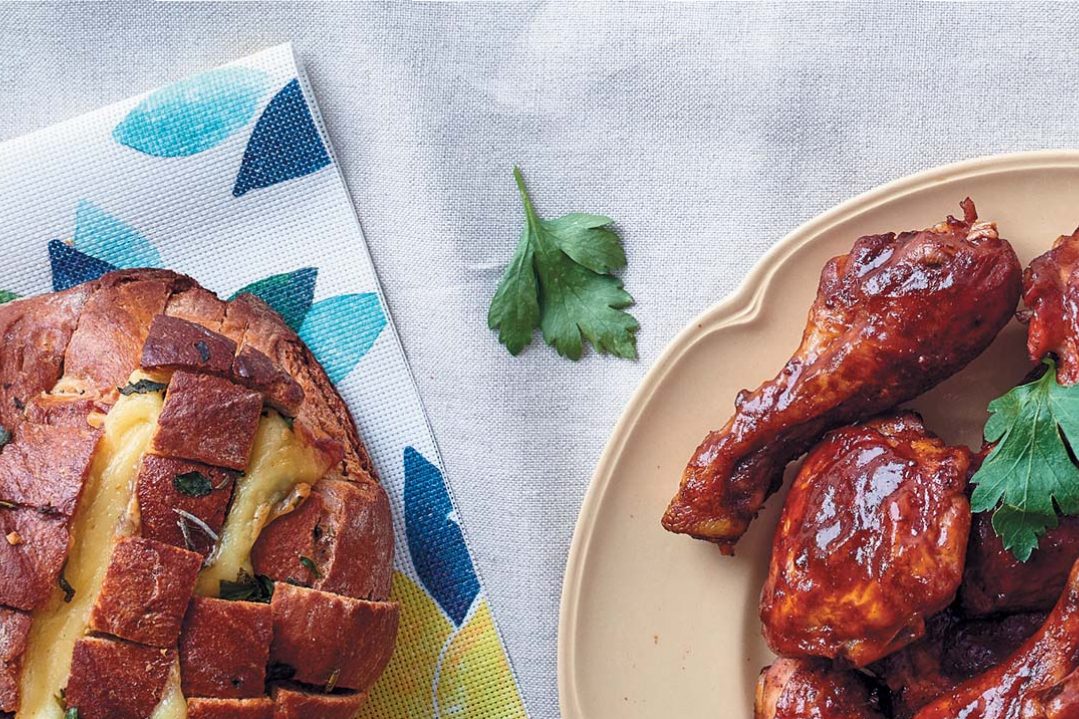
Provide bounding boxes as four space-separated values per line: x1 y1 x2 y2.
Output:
872 610 1046 718
662 200 1022 549
913 559 1079 719
760 412 972 666
755 658 887 719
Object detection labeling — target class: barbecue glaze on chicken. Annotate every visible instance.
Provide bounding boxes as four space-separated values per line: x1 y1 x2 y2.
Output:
663 201 1022 550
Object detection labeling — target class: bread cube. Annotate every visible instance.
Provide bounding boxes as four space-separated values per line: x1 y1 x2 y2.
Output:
89 537 201 647
0 507 71 610
136 454 235 558
153 371 262 471
0 422 100 516
252 479 392 600
65 636 174 719
180 597 272 698
141 314 237 376
232 345 304 416
63 273 173 394
269 582 398 692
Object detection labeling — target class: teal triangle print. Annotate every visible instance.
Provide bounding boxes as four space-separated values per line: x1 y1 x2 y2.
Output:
114 65 271 157
231 268 318 333
298 294 386 383
74 200 161 268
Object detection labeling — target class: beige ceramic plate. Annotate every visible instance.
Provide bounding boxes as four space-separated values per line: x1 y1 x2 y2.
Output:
558 150 1079 718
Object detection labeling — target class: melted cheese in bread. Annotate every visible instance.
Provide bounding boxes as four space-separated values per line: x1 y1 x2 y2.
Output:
149 661 186 719
17 377 329 718
18 385 163 719
196 411 331 596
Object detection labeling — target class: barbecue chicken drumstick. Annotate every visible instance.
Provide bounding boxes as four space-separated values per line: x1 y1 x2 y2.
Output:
760 412 972 666
913 558 1079 719
663 200 1022 549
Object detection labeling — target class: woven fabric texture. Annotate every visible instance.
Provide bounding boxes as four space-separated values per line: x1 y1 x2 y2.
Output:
3 4 1079 717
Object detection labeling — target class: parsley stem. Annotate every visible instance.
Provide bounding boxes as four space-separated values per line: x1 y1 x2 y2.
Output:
513 166 540 232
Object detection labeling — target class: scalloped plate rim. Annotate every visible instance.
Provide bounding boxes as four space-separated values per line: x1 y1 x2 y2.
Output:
557 148 1079 718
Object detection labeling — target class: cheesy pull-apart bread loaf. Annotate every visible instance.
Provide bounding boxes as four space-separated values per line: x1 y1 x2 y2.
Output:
0 270 397 719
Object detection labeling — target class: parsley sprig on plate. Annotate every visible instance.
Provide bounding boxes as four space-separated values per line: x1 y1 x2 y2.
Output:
971 358 1079 561
487 168 639 360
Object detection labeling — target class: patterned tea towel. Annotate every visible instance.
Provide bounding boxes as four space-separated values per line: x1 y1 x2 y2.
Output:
0 43 528 719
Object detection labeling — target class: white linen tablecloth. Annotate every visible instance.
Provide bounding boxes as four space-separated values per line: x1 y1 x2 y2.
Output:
1 3 1076 716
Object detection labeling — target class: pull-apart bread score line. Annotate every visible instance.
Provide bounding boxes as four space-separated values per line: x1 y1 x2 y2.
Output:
0 269 398 719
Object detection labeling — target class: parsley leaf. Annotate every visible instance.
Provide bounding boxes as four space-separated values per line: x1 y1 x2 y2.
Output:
173 471 213 498
219 571 274 603
487 167 638 360
299 555 323 579
970 359 1079 561
118 379 168 396
57 561 75 603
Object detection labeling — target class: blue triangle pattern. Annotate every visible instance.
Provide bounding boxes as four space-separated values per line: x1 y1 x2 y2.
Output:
298 293 385 383
403 446 480 626
114 66 271 157
49 240 118 291
74 200 161 268
232 79 331 197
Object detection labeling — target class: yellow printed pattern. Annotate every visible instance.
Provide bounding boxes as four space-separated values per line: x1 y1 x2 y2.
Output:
359 572 526 719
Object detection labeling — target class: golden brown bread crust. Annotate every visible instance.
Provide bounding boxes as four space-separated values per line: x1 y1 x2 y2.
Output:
0 269 377 480
89 537 202 648
66 636 175 719
270 684 367 719
252 477 393 601
0 283 92 428
188 697 274 719
180 597 273 699
0 422 100 517
166 283 226 329
0 609 30 713
0 269 396 713
0 507 74 611
269 582 399 693
21 394 108 427
63 271 178 396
